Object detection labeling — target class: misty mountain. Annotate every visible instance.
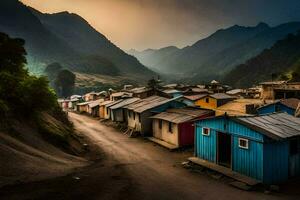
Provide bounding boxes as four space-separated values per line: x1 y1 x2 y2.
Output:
130 22 300 81
0 0 154 81
223 31 300 88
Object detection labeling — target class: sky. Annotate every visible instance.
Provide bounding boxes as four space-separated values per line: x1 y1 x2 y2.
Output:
21 0 300 51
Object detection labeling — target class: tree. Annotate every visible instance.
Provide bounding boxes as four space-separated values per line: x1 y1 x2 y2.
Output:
44 62 63 81
0 32 58 117
54 69 76 98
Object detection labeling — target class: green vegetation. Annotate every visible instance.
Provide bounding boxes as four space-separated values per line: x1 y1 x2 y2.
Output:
0 32 63 119
45 63 76 98
224 31 300 88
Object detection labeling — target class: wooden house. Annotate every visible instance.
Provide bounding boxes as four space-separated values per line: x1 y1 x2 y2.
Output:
76 102 90 113
195 93 236 110
193 113 300 184
182 94 208 107
215 99 265 117
87 99 104 117
110 92 132 101
257 98 300 116
109 98 140 122
150 108 214 149
130 87 154 99
124 96 186 136
260 81 300 100
99 100 113 119
103 100 123 120
68 98 81 110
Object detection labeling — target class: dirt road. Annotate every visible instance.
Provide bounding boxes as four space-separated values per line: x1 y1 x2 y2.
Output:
1 113 299 200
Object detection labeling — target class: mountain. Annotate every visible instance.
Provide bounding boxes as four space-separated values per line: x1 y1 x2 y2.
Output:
0 0 154 81
131 22 300 82
223 31 300 88
128 46 180 73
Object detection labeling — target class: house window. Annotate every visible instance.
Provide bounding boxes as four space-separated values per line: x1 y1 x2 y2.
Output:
133 112 136 120
205 98 209 103
290 139 299 155
159 120 162 129
238 138 249 149
202 127 210 136
168 122 173 133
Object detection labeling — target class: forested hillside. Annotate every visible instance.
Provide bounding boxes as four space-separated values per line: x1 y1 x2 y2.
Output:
224 31 300 88
0 0 154 82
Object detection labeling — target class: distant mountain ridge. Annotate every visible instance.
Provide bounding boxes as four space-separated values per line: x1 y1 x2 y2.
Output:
130 22 300 82
223 31 300 88
0 0 155 81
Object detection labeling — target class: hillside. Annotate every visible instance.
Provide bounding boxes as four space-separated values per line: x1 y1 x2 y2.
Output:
223 31 300 88
131 22 300 82
0 0 154 82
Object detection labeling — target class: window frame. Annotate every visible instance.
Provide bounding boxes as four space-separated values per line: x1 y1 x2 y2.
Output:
202 127 210 136
238 138 249 149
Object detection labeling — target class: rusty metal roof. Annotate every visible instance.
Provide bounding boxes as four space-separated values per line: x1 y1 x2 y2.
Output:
151 108 212 124
124 96 173 113
110 98 140 110
184 94 208 101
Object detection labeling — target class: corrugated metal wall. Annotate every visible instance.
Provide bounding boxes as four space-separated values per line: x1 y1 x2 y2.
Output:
195 126 216 163
195 117 265 182
263 140 289 184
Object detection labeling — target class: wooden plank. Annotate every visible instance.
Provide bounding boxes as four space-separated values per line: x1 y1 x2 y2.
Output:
146 137 178 150
188 157 261 186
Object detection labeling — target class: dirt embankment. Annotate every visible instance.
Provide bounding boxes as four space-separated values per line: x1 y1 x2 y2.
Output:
0 113 89 188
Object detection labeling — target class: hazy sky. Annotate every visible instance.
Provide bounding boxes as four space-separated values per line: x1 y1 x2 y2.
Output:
21 0 300 50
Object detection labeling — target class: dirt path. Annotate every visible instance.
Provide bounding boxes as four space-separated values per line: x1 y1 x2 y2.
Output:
1 113 299 200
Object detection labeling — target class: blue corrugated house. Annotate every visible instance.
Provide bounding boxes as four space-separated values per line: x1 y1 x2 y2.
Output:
257 98 300 116
194 112 300 184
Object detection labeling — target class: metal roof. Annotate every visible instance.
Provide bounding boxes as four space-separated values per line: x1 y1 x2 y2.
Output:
106 99 124 108
234 113 300 140
210 93 236 100
124 96 173 113
163 89 182 94
88 99 104 108
151 108 211 124
77 102 91 106
184 94 208 101
281 98 300 110
100 100 113 106
110 98 140 110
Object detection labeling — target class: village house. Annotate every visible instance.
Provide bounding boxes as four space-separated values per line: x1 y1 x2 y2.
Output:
182 94 208 107
124 96 186 136
195 93 236 110
110 92 132 101
149 108 214 149
182 87 209 96
260 81 300 100
103 99 124 120
161 89 183 98
191 112 300 184
257 98 300 116
87 99 104 117
68 98 81 110
99 100 113 119
206 80 227 93
215 99 265 117
109 98 140 122
226 89 246 97
76 102 90 113
129 87 154 99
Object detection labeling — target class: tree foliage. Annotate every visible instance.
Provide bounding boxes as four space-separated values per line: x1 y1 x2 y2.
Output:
54 69 76 98
0 32 58 118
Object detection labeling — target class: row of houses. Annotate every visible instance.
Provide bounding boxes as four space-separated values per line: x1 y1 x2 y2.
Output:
60 83 300 185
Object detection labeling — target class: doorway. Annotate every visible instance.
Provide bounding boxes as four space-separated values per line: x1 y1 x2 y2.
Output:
217 132 232 168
